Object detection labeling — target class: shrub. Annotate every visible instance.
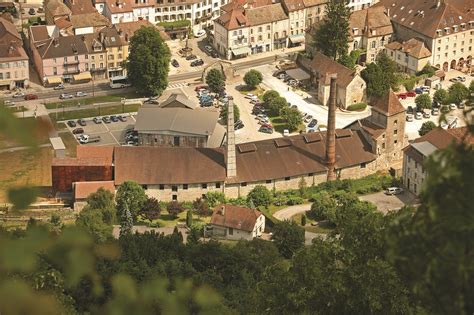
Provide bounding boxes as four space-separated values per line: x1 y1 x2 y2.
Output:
347 102 367 111
301 214 307 226
186 210 193 227
286 196 304 205
205 192 225 208
193 198 212 216
307 191 337 221
247 185 272 208
272 193 288 206
262 90 280 104
166 201 184 218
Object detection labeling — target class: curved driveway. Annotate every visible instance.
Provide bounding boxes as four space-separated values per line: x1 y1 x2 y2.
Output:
273 204 311 221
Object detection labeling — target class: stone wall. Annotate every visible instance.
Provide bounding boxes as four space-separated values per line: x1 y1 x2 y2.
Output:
402 152 426 195
145 182 225 201
138 133 207 147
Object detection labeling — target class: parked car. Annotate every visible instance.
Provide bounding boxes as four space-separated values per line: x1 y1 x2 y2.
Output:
260 123 273 129
72 128 84 134
93 117 102 124
423 111 431 118
205 45 213 53
234 121 244 130
283 129 290 136
186 54 197 60
456 76 466 82
110 115 119 122
458 102 465 109
191 59 204 67
102 116 111 123
77 119 86 126
4 100 15 106
194 85 208 91
259 126 273 134
397 93 407 99
245 93 257 100
449 103 457 110
449 77 459 83
53 84 65 90
308 119 318 128
406 91 417 97
291 105 298 109
431 108 440 116
194 29 206 37
415 112 423 120
67 120 77 127
273 70 286 77
304 115 313 123
12 92 25 98
24 94 38 100
28 8 36 15
75 91 87 97
407 106 414 114
385 187 403 195
118 115 127 122
171 59 179 67
59 93 73 99
406 114 414 122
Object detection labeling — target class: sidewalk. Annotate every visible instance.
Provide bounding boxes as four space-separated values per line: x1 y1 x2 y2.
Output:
230 45 305 66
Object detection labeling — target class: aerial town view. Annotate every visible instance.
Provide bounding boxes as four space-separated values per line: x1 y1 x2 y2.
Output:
0 0 472 312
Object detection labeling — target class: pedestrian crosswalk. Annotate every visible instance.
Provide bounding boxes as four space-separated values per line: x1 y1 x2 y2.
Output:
167 82 189 89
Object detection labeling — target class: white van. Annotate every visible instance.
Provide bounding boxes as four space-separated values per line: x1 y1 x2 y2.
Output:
385 187 403 195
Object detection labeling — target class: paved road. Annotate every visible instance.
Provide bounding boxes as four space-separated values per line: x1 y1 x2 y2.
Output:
273 204 311 221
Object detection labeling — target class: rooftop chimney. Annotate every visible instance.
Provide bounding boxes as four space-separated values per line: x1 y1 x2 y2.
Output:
326 75 337 181
220 205 225 215
53 38 59 47
226 98 237 178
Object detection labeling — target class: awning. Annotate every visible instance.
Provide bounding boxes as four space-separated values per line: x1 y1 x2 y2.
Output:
73 72 92 81
288 34 305 44
47 76 62 84
232 46 251 56
285 68 311 81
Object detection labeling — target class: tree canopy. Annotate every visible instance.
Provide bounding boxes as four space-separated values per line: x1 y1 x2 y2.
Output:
361 53 398 98
243 70 263 88
247 185 272 208
280 106 303 131
418 121 437 136
206 69 225 93
448 82 469 104
311 0 351 60
433 88 449 105
126 26 170 96
415 94 432 111
269 96 287 116
116 181 147 222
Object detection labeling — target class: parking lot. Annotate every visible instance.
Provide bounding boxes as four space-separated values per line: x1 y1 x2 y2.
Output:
168 37 219 75
63 114 136 146
360 191 418 214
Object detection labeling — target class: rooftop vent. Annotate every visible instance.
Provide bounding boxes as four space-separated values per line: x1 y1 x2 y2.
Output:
274 138 292 148
237 143 257 153
335 129 352 139
303 133 322 143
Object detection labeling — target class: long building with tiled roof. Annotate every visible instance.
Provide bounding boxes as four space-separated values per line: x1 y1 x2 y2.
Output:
375 0 474 72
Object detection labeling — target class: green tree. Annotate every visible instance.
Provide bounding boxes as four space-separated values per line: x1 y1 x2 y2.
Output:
418 121 437 136
219 104 240 122
193 198 212 216
206 69 225 93
271 220 305 258
262 90 280 104
119 205 133 237
311 0 351 60
247 185 272 208
308 191 337 221
361 63 390 98
416 63 435 77
415 94 432 111
140 197 161 223
204 192 225 208
243 70 263 88
116 181 147 222
387 127 474 314
269 96 287 116
166 201 184 218
433 88 449 105
126 26 170 96
86 187 115 211
301 214 307 226
76 207 113 242
186 210 193 227
187 226 201 245
338 50 361 70
377 52 398 89
280 106 303 131
448 82 469 104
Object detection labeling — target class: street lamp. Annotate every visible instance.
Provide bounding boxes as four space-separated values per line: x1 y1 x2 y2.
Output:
121 98 125 113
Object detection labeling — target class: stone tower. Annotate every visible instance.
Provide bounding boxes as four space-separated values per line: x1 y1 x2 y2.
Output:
226 98 236 178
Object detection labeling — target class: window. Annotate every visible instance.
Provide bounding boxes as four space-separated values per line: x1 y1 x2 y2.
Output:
308 173 314 176
394 129 398 135
216 182 221 189
360 163 366 168
108 62 114 67
172 185 178 192
172 195 177 201
266 179 272 184
53 67 57 75
394 140 398 144
159 184 165 190
100 62 104 68
183 184 188 190
201 183 207 189
228 227 233 235
382 143 385 149
415 162 418 169
285 177 290 181
173 136 180 146
258 27 262 32
142 185 148 189
85 54 88 59
74 55 78 61
266 25 270 31
241 182 247 187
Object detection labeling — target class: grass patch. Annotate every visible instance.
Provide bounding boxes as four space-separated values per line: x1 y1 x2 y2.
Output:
237 85 265 97
58 132 77 157
137 211 211 228
45 94 137 109
50 103 141 122
347 102 367 111
269 116 305 134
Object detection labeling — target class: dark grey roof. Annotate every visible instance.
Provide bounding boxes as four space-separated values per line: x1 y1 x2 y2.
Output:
159 93 196 109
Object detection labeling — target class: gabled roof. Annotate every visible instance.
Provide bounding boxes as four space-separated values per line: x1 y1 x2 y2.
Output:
64 0 98 15
45 0 72 17
0 17 21 43
310 51 358 88
159 93 196 109
100 27 125 47
216 8 248 30
70 12 111 29
0 43 28 62
385 38 432 59
281 0 305 12
210 204 262 232
349 5 393 40
371 91 406 116
35 34 89 59
76 145 114 164
412 127 474 149
376 0 474 38
105 0 134 13
246 4 288 25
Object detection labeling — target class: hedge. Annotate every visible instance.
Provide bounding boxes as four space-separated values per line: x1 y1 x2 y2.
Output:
347 103 367 111
158 20 191 29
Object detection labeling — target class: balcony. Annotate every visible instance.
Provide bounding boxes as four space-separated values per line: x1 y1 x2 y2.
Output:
63 60 79 66
63 68 80 75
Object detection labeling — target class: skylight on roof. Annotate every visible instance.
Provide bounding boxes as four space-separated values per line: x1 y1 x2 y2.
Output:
111 37 116 42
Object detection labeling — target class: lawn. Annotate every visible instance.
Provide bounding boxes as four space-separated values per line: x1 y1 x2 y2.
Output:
0 148 52 203
0 117 50 150
50 103 141 122
269 116 305 134
291 213 334 234
137 211 212 228
237 85 265 97
44 94 138 110
58 132 78 157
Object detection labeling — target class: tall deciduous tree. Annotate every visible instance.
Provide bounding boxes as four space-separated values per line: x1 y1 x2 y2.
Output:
361 53 398 98
271 220 305 258
418 121 437 136
119 205 133 237
206 69 225 93
247 185 272 208
448 82 469 104
116 181 147 222
415 94 432 111
280 106 303 131
126 27 170 96
140 197 161 223
262 90 280 104
269 96 287 116
433 88 449 105
311 0 351 60
243 70 263 88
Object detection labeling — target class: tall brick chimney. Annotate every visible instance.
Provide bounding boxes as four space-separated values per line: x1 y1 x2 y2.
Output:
226 98 237 178
326 75 337 181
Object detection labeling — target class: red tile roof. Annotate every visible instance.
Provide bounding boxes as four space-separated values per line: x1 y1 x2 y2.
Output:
385 38 432 59
310 51 358 88
210 204 262 232
52 157 112 166
76 146 114 164
74 180 115 199
371 91 406 116
413 127 474 149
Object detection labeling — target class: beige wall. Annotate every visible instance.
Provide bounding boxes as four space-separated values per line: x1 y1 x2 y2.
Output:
210 214 265 240
289 9 305 36
341 75 366 108
386 47 431 75
402 152 426 195
305 4 325 28
145 182 224 201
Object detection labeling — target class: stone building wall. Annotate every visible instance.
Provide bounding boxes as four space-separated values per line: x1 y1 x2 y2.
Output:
138 133 207 147
402 152 426 195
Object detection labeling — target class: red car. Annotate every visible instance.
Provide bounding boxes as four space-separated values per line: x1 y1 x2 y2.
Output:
24 94 38 100
72 128 84 134
406 91 417 97
397 93 407 99
194 85 208 91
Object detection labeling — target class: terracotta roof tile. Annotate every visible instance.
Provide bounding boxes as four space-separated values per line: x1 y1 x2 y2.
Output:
385 38 431 59
371 91 406 116
246 4 288 25
52 157 112 166
74 181 115 199
310 51 357 88
348 5 393 39
413 127 474 149
210 204 262 232
76 146 114 164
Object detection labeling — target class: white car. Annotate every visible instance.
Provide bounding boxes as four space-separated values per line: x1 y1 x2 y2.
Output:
12 92 25 98
194 29 206 37
60 93 74 99
304 115 313 123
283 129 290 136
449 103 457 110
385 187 403 195
75 91 88 97
4 100 15 106
415 112 422 120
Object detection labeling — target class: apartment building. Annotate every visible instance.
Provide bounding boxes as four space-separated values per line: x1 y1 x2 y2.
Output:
385 38 432 75
0 17 29 90
347 0 378 11
402 127 473 195
99 27 128 78
281 0 306 46
347 5 392 62
303 0 326 27
214 2 289 59
377 0 474 72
